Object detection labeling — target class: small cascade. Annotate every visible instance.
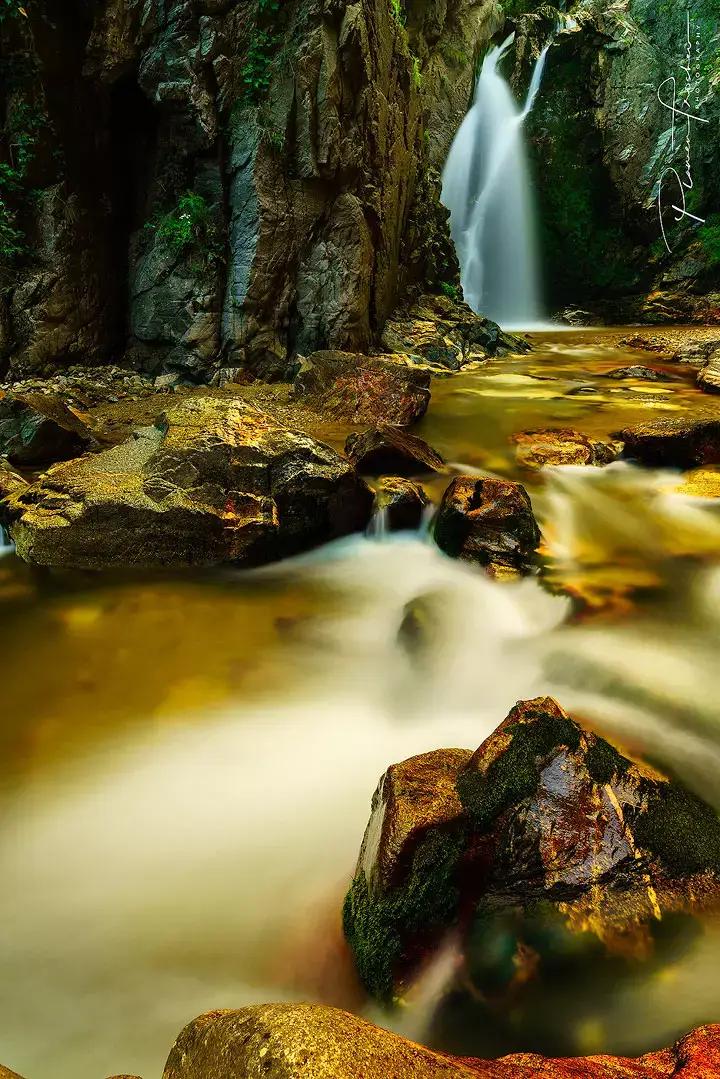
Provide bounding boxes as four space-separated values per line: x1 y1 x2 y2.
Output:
0 525 13 556
367 505 389 540
441 34 550 328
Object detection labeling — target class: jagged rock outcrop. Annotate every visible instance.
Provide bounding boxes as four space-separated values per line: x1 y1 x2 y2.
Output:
516 0 720 322
4 394 372 568
434 476 540 574
343 696 720 1005
0 0 505 382
345 426 444 475
0 391 93 465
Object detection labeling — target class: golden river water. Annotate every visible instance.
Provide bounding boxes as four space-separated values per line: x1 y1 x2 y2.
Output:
2 329 720 1078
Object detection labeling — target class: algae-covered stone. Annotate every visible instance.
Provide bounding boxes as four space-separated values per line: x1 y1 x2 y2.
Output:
293 353 431 427
343 696 720 1003
512 428 622 469
7 396 372 570
434 477 540 573
160 1004 720 1079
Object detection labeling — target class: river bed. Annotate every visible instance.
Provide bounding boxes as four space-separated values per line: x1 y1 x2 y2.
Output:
2 330 720 1078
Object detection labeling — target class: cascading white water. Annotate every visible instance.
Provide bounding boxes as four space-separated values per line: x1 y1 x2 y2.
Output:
441 34 549 328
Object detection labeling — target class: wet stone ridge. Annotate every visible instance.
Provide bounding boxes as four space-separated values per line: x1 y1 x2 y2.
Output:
343 696 720 1003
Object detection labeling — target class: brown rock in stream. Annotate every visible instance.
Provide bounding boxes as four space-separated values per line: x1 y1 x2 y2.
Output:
343 697 720 1002
293 353 431 427
616 418 720 469
5 396 372 570
372 478 428 532
512 429 622 469
434 477 540 574
161 1005 720 1079
346 426 444 476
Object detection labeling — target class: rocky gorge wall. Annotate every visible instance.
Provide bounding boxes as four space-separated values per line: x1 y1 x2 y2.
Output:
514 0 720 322
0 0 504 382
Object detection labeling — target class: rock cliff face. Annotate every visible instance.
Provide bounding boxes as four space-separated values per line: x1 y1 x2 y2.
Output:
0 0 502 382
516 0 720 321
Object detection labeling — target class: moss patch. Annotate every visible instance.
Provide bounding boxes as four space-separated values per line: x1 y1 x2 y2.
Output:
457 713 581 830
585 737 631 785
342 825 465 1003
633 786 720 877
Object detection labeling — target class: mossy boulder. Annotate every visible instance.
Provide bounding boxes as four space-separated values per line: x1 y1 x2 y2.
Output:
343 696 720 1003
434 476 540 574
4 395 372 569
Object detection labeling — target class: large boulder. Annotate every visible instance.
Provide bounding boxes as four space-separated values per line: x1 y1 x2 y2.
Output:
5 396 372 569
0 392 92 466
433 477 540 574
294 353 431 427
616 418 720 468
345 426 444 476
343 697 720 1003
512 429 622 470
161 1005 720 1079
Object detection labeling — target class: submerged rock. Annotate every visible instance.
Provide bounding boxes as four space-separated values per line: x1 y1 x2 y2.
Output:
371 479 428 533
0 392 92 466
381 294 530 371
434 477 540 574
161 1005 720 1079
617 336 671 354
345 427 444 477
343 696 720 1003
512 429 622 469
616 418 720 469
697 351 720 395
5 396 372 570
294 353 431 427
604 365 673 382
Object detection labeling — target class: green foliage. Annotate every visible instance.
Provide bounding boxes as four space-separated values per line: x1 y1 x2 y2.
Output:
146 192 222 268
342 826 465 1003
440 43 470 68
0 0 26 22
389 0 406 26
411 54 422 89
241 28 275 102
698 214 720 268
0 99 45 264
440 281 459 302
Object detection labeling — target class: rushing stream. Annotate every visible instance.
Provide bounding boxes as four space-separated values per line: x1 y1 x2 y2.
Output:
2 331 720 1078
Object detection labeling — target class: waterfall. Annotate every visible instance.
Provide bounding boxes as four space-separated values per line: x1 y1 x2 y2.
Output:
441 34 550 329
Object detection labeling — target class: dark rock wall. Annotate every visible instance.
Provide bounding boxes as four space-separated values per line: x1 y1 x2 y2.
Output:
0 0 500 381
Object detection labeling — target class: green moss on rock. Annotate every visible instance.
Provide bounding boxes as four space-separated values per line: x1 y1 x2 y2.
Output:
585 737 631 786
633 786 720 877
342 825 465 1002
457 713 581 829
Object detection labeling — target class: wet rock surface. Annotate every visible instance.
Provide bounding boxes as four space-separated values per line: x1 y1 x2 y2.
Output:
616 418 720 469
5 396 372 570
343 697 720 1003
434 477 540 574
696 351 720 394
346 426 444 477
604 366 673 382
293 353 431 427
0 392 93 466
381 295 530 372
161 1005 720 1079
512 428 622 470
371 479 428 533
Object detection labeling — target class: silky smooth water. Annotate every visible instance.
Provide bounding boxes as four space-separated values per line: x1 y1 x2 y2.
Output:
442 35 549 327
2 331 720 1078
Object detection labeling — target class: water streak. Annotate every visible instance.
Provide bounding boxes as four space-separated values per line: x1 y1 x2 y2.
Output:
442 34 549 328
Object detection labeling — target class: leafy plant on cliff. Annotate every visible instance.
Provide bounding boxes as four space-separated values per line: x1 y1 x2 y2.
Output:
698 215 720 268
241 28 275 102
0 99 45 264
146 192 223 269
411 54 422 89
389 0 406 26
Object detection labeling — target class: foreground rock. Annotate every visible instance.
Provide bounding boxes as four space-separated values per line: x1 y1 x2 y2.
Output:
512 429 621 470
162 1005 720 1079
434 478 540 574
371 479 428 533
343 696 720 1002
697 351 720 394
0 392 92 466
5 397 372 570
604 365 673 382
381 294 530 371
294 353 431 427
345 427 444 477
616 418 720 469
